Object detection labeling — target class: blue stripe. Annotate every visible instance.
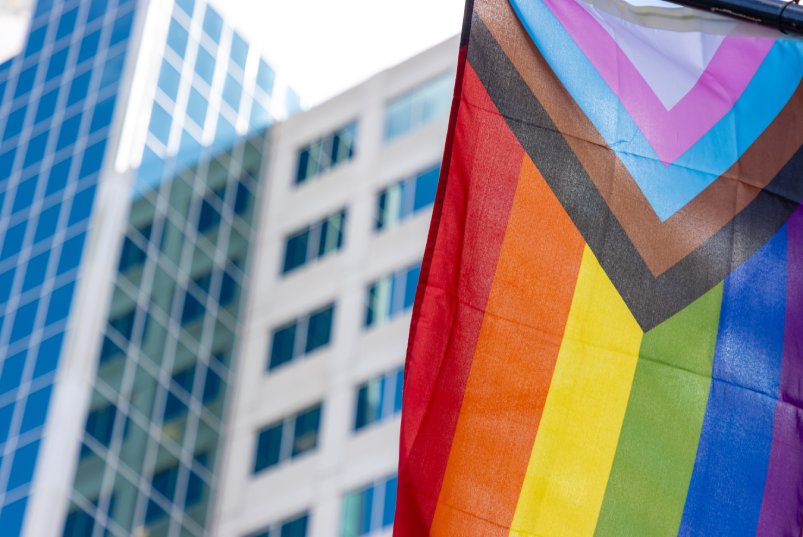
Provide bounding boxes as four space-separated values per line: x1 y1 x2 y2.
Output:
508 0 803 221
678 226 788 537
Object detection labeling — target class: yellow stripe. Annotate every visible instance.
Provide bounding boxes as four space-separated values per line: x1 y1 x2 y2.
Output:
509 246 643 536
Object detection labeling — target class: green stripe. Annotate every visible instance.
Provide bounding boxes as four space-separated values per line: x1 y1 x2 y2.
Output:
594 283 723 537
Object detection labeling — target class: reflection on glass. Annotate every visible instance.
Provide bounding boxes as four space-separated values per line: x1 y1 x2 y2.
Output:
384 72 452 141
69 132 267 536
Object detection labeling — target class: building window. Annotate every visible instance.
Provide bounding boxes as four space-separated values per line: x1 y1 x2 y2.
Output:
84 403 117 451
354 367 403 431
341 475 397 537
364 264 421 328
181 273 211 325
375 164 439 231
248 512 309 537
146 464 180 523
268 303 335 371
118 224 152 272
282 210 346 274
108 308 136 341
295 123 357 185
63 507 96 537
253 404 322 474
384 73 452 141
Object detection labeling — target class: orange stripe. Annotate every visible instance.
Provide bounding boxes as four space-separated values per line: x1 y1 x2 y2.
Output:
430 154 585 535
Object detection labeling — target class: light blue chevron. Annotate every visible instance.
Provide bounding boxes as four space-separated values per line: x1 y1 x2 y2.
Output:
509 0 803 221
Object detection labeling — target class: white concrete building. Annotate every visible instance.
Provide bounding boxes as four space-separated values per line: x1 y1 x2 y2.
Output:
212 36 459 537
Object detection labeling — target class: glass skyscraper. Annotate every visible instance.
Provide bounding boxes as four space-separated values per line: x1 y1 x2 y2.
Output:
0 0 295 535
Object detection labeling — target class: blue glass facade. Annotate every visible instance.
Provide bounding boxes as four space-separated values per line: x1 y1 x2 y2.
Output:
59 0 284 533
67 132 266 537
0 0 136 532
0 0 291 535
137 0 279 196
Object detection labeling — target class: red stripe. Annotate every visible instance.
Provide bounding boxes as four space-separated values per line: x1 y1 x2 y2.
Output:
394 61 526 536
399 41 469 465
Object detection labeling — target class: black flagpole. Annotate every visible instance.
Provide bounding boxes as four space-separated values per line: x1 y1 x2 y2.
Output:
666 0 803 35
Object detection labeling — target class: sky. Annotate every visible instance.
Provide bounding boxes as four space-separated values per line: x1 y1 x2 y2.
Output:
0 0 466 107
209 0 466 107
0 0 682 107
209 0 677 107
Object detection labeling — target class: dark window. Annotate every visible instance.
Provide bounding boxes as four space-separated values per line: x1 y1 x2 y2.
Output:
291 406 321 456
248 512 309 537
354 367 403 431
234 181 252 215
281 513 309 537
197 198 221 233
365 263 421 328
375 164 439 231
63 507 95 537
181 290 205 325
253 404 322 474
253 422 283 473
202 367 221 403
305 306 333 354
151 464 179 503
99 335 123 364
268 304 335 371
294 123 357 184
281 210 346 275
109 308 136 341
118 236 147 272
269 322 296 370
185 469 205 508
85 404 116 449
218 270 238 307
282 229 309 274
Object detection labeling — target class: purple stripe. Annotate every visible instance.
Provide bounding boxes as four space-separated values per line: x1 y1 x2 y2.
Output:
541 0 773 164
757 206 803 537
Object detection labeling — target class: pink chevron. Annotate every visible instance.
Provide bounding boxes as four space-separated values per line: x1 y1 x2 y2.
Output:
542 0 775 164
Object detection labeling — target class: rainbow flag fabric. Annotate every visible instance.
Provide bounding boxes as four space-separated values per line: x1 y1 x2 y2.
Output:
395 1 803 536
